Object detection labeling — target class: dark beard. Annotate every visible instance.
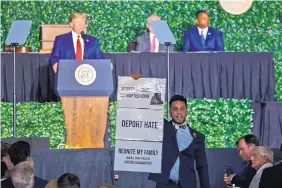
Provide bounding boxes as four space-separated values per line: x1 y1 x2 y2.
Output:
171 117 185 125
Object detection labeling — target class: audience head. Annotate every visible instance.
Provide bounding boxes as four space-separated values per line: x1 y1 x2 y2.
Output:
11 161 34 188
1 142 13 177
235 134 259 161
57 173 80 188
195 10 209 29
169 95 187 125
70 12 87 35
97 184 116 188
251 146 273 170
8 141 32 166
146 13 161 33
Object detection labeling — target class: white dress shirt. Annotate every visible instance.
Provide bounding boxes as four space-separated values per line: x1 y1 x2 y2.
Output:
197 27 209 39
149 32 159 52
72 31 84 59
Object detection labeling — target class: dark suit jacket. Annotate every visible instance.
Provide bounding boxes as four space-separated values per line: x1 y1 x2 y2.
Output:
1 176 48 188
183 26 224 52
49 32 104 66
231 160 256 188
259 162 282 188
135 31 173 52
148 120 210 188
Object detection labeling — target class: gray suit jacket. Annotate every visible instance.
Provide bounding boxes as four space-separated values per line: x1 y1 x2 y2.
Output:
249 163 273 188
135 31 173 52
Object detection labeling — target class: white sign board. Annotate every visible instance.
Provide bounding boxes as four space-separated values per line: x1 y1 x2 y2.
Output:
117 77 166 109
114 140 162 173
116 108 164 141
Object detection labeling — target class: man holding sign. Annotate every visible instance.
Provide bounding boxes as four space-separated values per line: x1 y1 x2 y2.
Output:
149 95 210 188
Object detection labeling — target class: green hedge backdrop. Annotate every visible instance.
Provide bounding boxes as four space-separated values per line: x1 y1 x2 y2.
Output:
1 100 252 149
1 0 282 100
0 1 280 148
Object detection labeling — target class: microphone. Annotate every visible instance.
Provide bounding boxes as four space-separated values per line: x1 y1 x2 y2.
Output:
225 164 234 188
81 31 86 42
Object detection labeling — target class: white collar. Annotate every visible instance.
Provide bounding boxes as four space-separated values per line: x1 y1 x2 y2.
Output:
149 32 156 37
256 163 273 174
72 31 81 38
197 26 208 33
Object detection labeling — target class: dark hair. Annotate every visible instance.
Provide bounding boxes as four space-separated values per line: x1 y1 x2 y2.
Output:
8 141 31 166
1 142 11 159
169 95 187 108
235 134 260 147
196 10 209 18
57 173 80 188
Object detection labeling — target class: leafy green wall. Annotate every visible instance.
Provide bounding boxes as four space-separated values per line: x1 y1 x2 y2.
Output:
1 100 252 149
0 102 66 149
0 1 281 100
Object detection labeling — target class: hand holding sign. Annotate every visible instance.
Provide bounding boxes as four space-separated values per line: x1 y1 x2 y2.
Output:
130 73 142 80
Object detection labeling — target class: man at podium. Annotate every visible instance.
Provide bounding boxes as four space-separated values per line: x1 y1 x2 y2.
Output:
49 12 104 73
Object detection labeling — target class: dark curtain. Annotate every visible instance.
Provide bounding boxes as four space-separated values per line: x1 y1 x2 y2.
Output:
1 52 275 102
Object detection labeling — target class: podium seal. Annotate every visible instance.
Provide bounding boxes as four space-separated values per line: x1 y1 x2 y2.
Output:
75 64 96 85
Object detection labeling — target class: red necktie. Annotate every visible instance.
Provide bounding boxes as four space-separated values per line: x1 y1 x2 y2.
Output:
151 35 156 52
76 36 82 60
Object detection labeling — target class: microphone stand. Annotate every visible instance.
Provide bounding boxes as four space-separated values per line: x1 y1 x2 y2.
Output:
10 42 19 138
165 42 172 120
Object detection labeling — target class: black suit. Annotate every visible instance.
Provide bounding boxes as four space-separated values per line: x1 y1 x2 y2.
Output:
259 162 282 188
231 160 256 188
1 176 48 188
148 120 210 188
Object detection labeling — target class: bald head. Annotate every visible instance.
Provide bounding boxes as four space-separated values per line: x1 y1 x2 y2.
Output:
146 13 161 33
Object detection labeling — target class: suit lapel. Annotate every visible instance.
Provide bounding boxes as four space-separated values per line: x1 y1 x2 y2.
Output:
205 27 212 47
67 32 76 59
192 27 204 50
83 35 89 59
144 32 151 52
168 121 178 148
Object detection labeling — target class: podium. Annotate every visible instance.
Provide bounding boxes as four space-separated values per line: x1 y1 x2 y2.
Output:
56 59 113 148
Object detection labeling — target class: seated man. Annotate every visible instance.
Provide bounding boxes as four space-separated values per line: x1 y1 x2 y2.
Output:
49 12 104 73
136 13 171 52
259 144 282 188
224 134 259 188
249 146 273 188
183 10 224 52
1 141 48 188
11 161 34 188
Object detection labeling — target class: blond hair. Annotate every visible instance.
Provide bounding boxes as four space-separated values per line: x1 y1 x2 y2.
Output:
70 12 87 22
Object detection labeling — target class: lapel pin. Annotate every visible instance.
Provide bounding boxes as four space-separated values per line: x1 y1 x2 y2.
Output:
208 32 211 35
86 39 89 42
193 133 196 138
